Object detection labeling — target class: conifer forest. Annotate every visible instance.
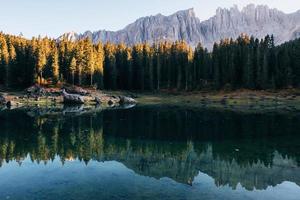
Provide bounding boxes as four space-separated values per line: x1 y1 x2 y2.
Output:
1 32 299 91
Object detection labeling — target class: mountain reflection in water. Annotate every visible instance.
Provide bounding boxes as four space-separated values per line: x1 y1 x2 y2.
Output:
0 105 300 200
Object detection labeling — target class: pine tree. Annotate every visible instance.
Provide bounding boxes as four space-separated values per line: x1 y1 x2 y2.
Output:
69 57 77 86
50 49 59 84
212 43 221 89
94 42 104 89
245 38 255 89
155 43 162 90
0 31 299 91
75 40 85 86
115 43 126 89
142 43 153 90
194 43 205 89
186 45 194 90
6 41 16 87
0 37 9 86
262 51 269 89
104 42 117 89
131 44 143 90
35 43 47 84
84 39 95 86
123 47 132 90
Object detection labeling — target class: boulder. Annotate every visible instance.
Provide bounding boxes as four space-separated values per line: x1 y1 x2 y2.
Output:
64 86 89 96
119 96 137 105
6 100 18 109
6 101 12 108
62 89 85 104
45 88 62 96
0 94 6 105
94 96 102 105
108 100 114 106
0 94 18 109
26 85 46 96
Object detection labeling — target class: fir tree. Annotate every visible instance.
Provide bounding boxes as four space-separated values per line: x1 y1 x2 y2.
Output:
69 57 77 86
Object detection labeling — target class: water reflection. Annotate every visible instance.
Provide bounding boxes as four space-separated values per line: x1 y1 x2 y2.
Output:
0 106 300 199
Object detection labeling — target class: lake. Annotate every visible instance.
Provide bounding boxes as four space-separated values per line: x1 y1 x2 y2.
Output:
0 105 300 200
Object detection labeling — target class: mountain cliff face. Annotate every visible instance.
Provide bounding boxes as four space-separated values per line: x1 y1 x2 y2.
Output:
59 4 300 49
200 4 300 48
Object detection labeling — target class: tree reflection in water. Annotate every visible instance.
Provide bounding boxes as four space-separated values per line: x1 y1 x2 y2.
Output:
0 105 300 191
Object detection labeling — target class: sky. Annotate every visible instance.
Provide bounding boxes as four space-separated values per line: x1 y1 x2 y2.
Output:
0 0 300 38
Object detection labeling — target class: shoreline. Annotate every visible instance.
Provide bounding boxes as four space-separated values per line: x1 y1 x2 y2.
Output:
1 87 300 114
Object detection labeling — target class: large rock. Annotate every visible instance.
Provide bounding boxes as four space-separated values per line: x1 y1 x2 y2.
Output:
119 96 137 105
64 86 89 96
26 84 46 96
0 94 18 109
0 94 6 105
94 96 102 104
62 89 85 104
59 4 300 50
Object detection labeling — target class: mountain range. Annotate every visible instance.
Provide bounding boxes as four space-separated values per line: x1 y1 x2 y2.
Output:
59 4 300 50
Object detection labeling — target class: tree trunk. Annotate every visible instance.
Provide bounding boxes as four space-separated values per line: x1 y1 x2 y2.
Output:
5 65 9 88
40 71 43 85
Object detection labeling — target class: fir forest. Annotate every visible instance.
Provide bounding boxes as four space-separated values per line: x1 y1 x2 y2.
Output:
1 1 300 200
1 33 300 90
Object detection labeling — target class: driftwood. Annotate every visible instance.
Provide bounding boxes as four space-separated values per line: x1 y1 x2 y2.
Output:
62 89 85 104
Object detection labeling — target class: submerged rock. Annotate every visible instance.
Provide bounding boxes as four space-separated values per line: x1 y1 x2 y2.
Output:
62 105 84 114
62 89 85 104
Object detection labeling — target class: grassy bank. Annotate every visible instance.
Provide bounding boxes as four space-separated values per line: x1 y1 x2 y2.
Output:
135 89 300 113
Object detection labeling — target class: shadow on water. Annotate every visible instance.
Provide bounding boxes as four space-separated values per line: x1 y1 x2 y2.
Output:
0 105 300 199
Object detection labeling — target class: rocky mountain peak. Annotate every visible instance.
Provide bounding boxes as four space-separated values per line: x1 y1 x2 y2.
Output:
59 4 300 50
57 31 78 42
174 8 196 18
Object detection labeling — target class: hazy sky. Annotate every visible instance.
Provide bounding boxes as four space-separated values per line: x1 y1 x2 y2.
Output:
1 0 300 38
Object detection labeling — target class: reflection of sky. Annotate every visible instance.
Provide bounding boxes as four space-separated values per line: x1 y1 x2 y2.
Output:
1 156 300 200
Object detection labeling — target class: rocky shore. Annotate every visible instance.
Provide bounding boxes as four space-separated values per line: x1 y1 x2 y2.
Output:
1 85 300 114
0 85 137 110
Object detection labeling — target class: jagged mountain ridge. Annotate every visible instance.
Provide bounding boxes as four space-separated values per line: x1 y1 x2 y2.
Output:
59 4 300 49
